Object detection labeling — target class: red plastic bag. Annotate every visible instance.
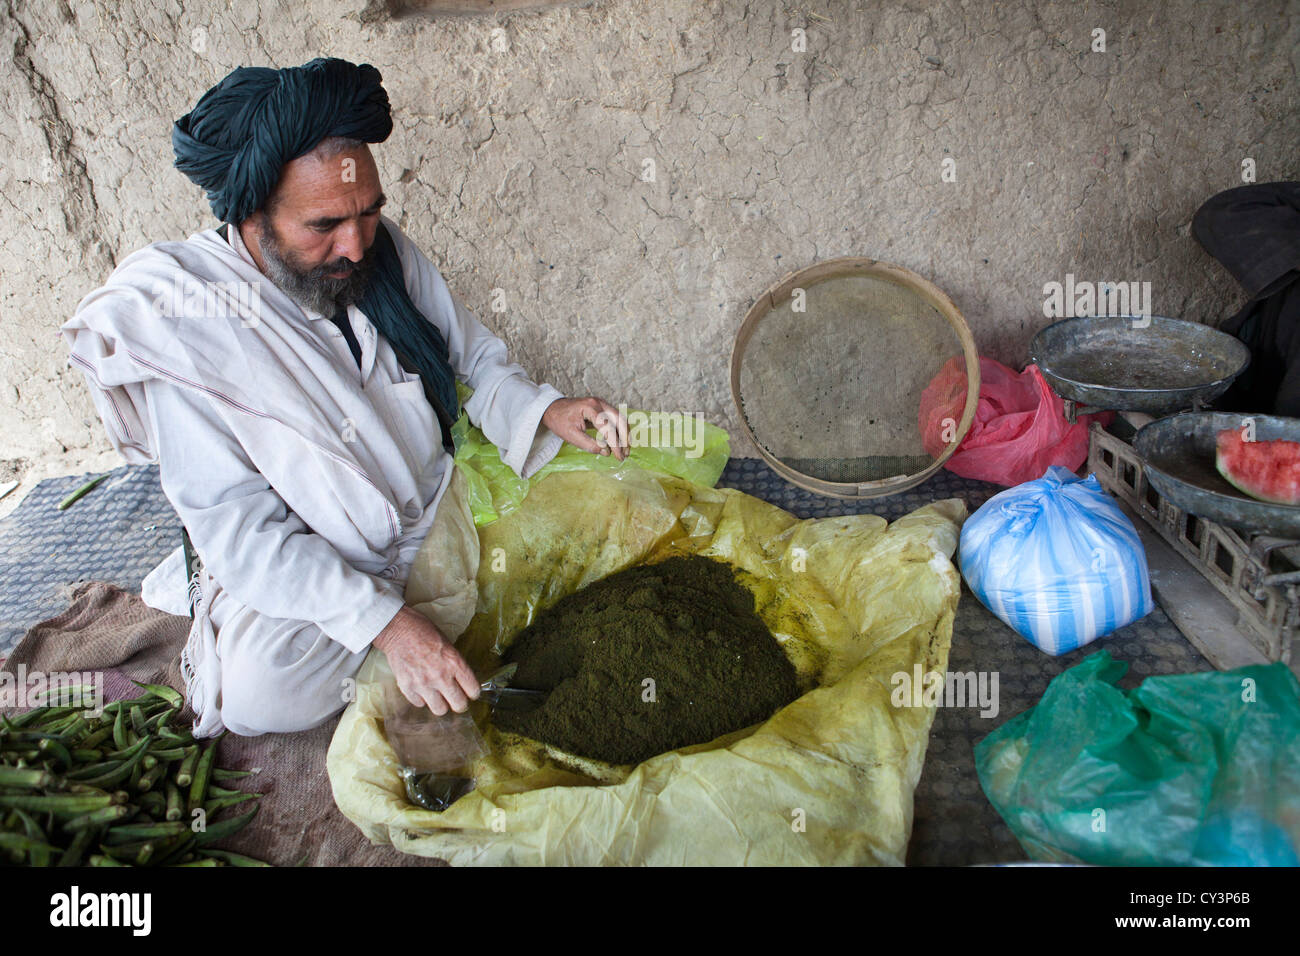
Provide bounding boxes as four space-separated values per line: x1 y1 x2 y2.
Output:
918 356 1112 487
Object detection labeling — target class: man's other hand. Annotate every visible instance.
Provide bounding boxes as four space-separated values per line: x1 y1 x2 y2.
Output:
542 396 630 461
373 606 481 715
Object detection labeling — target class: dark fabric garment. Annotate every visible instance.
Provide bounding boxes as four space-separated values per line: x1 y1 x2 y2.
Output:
174 58 459 449
354 224 458 451
1192 182 1300 415
327 307 364 372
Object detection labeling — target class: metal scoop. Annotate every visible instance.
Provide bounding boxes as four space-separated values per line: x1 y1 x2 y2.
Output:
478 663 547 713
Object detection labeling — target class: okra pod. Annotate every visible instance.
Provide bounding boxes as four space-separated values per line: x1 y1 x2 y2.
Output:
29 843 54 866
38 737 72 770
129 705 148 738
78 738 150 789
203 792 262 814
0 831 60 863
87 854 126 866
206 785 256 798
10 806 52 866
112 707 127 751
164 781 183 822
212 768 256 782
64 782 108 795
0 766 58 789
192 804 259 846
56 473 108 510
198 848 271 867
187 740 219 815
98 841 148 864
1 729 67 747
103 738 155 760
13 705 80 729
56 827 95 866
132 681 184 709
7 708 51 729
55 712 89 733
103 821 189 845
147 746 189 762
142 697 175 717
11 807 47 842
0 793 117 818
58 715 89 743
78 725 114 750
63 805 132 832
137 790 166 817
151 833 197 867
144 707 176 733
137 762 167 792
175 746 200 787
67 761 119 781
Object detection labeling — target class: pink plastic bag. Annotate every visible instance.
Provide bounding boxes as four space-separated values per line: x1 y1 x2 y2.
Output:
918 356 1112 487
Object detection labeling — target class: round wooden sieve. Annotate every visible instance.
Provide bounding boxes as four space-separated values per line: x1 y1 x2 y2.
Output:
730 257 980 499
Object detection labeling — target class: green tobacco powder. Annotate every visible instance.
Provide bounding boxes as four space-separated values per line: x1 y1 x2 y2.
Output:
495 554 799 766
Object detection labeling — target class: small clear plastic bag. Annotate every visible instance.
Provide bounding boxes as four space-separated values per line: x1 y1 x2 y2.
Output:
382 678 488 812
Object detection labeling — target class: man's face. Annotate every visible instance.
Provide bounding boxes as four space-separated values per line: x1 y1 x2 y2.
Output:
251 145 386 316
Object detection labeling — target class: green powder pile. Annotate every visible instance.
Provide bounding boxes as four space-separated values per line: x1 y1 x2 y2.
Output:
494 554 799 766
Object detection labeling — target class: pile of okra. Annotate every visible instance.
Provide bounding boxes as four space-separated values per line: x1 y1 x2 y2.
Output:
0 681 270 866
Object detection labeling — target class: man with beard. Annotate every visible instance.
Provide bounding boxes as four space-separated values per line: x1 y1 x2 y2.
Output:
61 59 628 737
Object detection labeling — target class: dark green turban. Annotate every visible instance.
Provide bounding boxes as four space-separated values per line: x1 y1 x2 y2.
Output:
172 58 393 224
171 57 460 450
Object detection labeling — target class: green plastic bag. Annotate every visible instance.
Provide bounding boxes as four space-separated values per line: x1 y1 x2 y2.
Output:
451 381 731 526
976 650 1300 866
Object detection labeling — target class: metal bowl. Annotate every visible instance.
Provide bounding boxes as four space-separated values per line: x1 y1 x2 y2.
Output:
1134 411 1300 538
1031 315 1249 415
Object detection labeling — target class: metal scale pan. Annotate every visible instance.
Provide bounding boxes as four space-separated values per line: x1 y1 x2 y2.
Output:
1030 315 1250 417
1134 412 1300 539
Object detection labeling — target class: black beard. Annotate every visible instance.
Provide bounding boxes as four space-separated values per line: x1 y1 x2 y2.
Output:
258 218 376 317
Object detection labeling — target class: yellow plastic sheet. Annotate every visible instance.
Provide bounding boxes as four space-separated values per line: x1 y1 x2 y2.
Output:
328 460 966 865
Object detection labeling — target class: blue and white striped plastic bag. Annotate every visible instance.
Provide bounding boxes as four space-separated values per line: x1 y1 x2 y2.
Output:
960 466 1154 655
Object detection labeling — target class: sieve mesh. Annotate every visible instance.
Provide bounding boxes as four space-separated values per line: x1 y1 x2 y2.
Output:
734 265 973 492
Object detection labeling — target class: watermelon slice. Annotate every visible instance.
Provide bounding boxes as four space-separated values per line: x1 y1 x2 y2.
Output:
1215 428 1300 505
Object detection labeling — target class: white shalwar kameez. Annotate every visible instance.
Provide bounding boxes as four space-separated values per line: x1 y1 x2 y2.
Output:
61 216 565 737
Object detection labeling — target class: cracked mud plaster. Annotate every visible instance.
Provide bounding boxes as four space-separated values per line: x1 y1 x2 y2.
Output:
2 0 1297 480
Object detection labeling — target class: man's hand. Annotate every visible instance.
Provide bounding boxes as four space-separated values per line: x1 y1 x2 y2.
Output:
542 397 630 461
373 605 481 716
